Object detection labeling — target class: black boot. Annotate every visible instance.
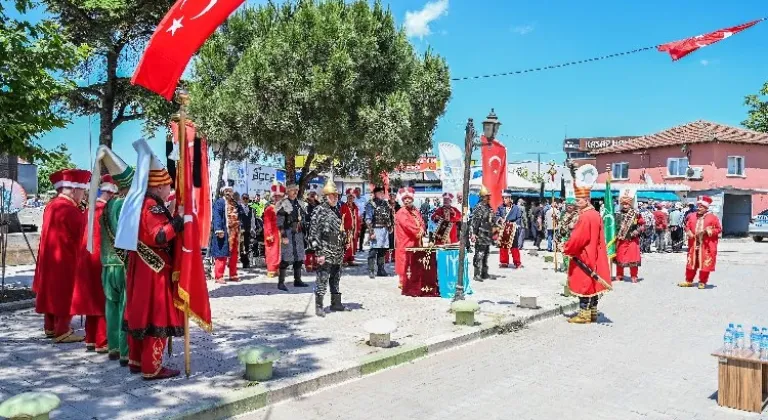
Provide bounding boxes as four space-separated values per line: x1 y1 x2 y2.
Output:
293 262 308 287
376 257 387 277
315 295 325 317
481 266 491 280
278 268 288 291
367 257 376 279
330 293 346 312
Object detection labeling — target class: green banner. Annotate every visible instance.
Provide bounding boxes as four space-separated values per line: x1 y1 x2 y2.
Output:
602 178 617 261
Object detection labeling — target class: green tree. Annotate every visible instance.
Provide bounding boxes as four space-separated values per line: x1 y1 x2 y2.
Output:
42 0 178 147
190 0 451 195
0 0 88 161
36 144 75 193
743 81 768 133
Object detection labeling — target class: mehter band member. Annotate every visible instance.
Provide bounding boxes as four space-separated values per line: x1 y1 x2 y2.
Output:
364 186 394 278
496 189 522 268
614 189 644 283
115 139 185 380
470 185 494 282
304 191 321 272
308 180 348 316
211 186 242 284
564 164 611 324
33 169 91 343
431 192 461 245
276 183 309 291
341 189 361 266
394 187 424 288
679 195 721 289
263 181 286 280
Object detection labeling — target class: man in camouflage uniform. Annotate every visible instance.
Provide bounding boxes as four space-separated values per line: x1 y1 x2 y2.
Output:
308 180 347 317
364 186 394 278
470 185 494 282
276 183 309 290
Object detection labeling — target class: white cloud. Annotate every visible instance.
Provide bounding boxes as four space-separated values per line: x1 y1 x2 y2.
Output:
700 59 709 66
404 0 449 39
511 23 536 35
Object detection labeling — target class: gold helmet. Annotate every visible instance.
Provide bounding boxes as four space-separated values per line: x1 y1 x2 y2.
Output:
478 184 490 197
322 179 339 196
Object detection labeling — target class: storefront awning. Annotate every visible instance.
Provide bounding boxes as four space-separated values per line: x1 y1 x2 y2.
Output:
590 190 680 201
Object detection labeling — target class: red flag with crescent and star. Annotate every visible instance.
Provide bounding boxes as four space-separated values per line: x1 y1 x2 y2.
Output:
658 19 763 61
131 0 246 100
481 136 507 210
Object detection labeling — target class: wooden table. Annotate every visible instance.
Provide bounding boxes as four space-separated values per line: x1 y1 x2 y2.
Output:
711 348 768 413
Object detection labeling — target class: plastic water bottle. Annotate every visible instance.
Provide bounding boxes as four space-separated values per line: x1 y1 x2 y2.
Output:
761 332 768 361
735 324 745 349
750 327 760 352
723 327 734 354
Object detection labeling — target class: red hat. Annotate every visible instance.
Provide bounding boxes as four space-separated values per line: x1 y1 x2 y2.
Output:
442 192 454 200
397 187 415 201
51 169 91 190
271 181 286 196
100 174 118 193
345 188 356 197
697 195 713 208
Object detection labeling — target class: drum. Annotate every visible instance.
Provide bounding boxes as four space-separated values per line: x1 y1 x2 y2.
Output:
402 248 440 297
437 248 472 299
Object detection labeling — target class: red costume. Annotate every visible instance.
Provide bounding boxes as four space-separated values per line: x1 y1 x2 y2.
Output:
614 198 645 283
32 169 90 343
263 182 286 277
431 205 461 245
682 196 721 287
71 197 108 351
394 188 424 287
341 195 359 265
564 206 612 297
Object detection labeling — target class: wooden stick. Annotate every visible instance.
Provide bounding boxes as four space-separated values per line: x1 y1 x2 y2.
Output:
184 310 190 378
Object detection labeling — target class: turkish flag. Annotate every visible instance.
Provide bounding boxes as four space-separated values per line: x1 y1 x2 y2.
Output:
658 19 762 61
132 0 246 100
171 121 211 248
481 136 507 210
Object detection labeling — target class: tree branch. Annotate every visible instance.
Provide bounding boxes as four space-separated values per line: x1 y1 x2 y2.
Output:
112 111 145 128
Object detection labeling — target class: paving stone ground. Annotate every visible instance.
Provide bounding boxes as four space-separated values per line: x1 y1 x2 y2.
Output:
238 240 768 420
0 247 570 419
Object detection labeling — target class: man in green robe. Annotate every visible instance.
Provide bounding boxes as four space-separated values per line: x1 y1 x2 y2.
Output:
92 146 135 366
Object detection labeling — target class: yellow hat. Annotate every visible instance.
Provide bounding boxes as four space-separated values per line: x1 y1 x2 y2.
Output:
322 179 339 196
478 184 490 197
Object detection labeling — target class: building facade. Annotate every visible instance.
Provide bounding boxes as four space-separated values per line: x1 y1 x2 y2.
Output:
594 120 768 236
563 136 638 166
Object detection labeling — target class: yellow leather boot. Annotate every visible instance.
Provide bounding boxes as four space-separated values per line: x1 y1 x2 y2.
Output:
568 309 592 324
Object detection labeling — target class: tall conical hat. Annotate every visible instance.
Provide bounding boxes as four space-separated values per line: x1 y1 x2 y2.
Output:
86 146 134 252
322 178 339 196
573 164 598 200
478 184 490 197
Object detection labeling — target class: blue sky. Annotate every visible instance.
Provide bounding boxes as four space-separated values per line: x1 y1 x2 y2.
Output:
16 0 768 168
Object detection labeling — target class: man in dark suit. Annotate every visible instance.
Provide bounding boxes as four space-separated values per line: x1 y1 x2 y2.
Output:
239 193 254 269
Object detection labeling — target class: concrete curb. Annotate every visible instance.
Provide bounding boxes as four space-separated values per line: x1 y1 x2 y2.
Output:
0 298 35 313
173 300 579 420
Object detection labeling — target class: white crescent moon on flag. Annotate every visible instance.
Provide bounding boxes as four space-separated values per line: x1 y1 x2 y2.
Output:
191 0 218 20
489 156 502 166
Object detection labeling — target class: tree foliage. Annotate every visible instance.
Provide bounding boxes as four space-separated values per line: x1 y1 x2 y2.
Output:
41 0 178 147
743 81 768 133
0 0 88 161
189 0 451 194
36 144 75 193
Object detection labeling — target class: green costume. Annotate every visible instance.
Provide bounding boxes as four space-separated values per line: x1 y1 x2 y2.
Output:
250 200 266 217
101 197 128 362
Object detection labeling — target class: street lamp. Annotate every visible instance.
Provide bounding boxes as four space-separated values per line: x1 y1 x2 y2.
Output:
454 109 501 302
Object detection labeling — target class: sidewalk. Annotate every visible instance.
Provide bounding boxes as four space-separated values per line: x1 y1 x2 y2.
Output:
0 250 575 420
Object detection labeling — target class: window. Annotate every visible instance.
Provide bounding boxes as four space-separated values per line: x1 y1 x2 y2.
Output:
611 162 629 180
667 157 689 177
727 156 745 176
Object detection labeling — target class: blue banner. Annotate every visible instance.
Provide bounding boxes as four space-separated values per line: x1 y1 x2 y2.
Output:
437 249 473 299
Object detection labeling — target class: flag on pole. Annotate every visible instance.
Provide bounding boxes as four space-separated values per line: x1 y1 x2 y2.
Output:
658 19 763 61
172 121 212 332
481 136 507 210
131 0 246 100
602 177 617 261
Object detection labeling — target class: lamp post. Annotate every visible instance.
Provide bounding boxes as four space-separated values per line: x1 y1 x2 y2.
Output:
454 109 501 302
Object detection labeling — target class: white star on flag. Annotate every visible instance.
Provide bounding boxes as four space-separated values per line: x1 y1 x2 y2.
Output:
166 17 184 36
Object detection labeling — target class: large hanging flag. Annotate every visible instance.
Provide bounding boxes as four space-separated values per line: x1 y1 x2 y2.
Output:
481 136 507 210
658 19 763 61
438 142 463 196
603 177 617 261
131 0 246 100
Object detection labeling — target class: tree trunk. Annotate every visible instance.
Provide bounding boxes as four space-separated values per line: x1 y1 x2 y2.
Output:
215 149 228 199
284 151 296 188
99 49 119 148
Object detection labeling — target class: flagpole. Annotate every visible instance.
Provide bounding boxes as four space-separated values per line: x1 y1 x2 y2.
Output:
176 90 192 379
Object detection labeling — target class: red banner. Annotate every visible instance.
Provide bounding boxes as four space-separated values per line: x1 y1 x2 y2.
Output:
132 0 246 100
658 19 762 61
481 136 507 210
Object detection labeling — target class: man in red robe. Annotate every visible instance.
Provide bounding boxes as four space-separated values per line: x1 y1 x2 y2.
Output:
614 190 644 284
341 189 360 266
33 169 91 343
394 187 424 288
118 142 185 380
263 181 286 280
71 175 118 352
679 195 721 289
563 165 611 324
431 193 461 245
